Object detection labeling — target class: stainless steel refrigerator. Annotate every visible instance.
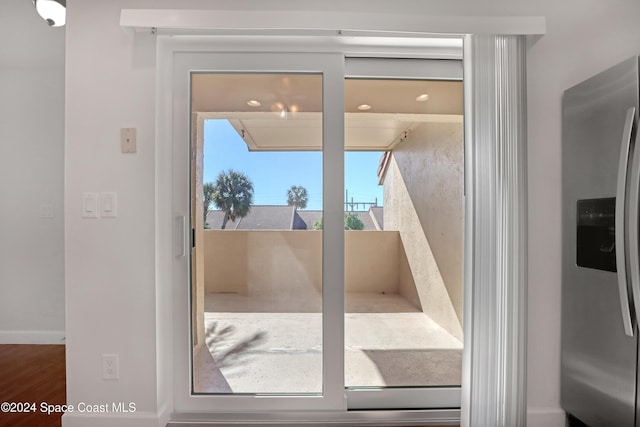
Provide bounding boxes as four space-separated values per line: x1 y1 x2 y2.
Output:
562 56 640 426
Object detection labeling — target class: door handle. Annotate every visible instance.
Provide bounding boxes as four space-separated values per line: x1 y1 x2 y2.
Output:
615 107 636 336
626 109 640 335
174 215 187 258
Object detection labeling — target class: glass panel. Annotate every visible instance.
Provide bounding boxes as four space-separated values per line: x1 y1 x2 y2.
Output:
191 73 323 394
343 78 464 389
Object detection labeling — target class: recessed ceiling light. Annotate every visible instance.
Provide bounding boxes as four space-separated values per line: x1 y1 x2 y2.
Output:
358 104 372 111
247 99 261 107
416 94 430 102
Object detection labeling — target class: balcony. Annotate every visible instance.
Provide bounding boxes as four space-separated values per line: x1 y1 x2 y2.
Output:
193 230 462 393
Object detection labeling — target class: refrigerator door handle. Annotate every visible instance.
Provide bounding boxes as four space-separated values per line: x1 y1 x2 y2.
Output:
626 109 640 331
615 106 636 337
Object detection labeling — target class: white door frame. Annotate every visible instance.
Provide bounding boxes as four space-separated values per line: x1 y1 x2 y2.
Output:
155 33 529 426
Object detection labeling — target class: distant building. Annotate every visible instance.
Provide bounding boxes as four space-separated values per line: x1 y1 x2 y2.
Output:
206 205 383 230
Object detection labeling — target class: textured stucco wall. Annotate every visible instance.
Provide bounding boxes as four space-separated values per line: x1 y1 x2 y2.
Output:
384 120 464 339
204 231 322 301
192 115 205 346
204 230 412 299
345 231 401 294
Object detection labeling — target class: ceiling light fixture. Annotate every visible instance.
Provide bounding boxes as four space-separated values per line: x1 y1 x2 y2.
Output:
33 0 66 27
246 99 261 107
416 94 430 102
271 102 295 118
357 104 372 111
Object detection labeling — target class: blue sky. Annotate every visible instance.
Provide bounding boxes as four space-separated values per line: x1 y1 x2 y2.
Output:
203 119 383 211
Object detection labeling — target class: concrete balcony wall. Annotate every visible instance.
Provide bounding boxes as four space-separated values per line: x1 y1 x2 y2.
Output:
203 230 418 304
383 121 464 340
204 230 321 299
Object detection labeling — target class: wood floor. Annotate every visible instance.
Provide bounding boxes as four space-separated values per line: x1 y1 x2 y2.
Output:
0 345 66 427
0 344 458 427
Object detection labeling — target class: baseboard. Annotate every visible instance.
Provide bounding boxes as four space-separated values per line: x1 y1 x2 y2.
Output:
62 411 163 427
0 330 66 344
527 407 566 427
168 410 461 426
157 402 172 427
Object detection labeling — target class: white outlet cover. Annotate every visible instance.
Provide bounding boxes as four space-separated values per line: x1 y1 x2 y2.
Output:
102 354 119 380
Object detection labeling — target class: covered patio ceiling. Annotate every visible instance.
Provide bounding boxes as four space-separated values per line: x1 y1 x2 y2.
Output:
191 74 463 151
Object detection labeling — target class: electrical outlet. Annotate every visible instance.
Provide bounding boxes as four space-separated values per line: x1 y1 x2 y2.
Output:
102 354 119 380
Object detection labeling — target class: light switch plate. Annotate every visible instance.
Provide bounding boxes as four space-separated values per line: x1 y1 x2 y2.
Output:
121 128 137 153
101 192 117 218
82 192 99 218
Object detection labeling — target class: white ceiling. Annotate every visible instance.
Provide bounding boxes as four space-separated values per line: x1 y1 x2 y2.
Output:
192 74 463 151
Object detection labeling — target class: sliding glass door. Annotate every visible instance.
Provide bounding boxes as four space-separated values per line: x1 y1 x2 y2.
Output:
171 49 463 413
343 58 463 409
171 52 345 412
193 72 327 396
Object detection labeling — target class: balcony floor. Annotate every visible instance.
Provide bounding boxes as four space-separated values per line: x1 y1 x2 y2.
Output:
194 292 462 394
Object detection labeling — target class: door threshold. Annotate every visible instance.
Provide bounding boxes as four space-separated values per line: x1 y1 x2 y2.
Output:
168 409 460 426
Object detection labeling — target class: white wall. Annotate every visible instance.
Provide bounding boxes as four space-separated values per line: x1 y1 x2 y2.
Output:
0 0 65 344
62 1 640 426
64 2 159 425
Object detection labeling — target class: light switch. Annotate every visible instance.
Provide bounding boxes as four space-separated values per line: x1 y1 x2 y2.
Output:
82 192 99 218
101 192 117 218
121 128 137 153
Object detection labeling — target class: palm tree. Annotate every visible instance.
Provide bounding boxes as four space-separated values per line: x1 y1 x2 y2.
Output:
287 185 309 209
211 170 254 229
203 182 215 225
